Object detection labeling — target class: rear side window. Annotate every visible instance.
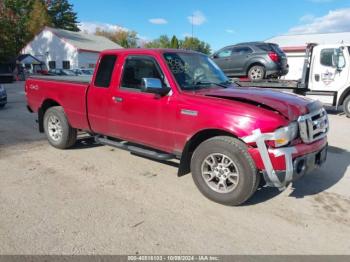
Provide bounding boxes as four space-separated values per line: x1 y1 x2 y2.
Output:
256 44 273 52
271 44 284 55
232 46 253 55
94 55 117 88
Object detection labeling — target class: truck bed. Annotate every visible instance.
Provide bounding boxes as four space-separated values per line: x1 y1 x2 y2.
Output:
29 75 92 84
25 76 91 132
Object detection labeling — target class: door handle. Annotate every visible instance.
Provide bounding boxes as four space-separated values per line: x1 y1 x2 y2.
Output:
112 96 123 102
315 74 320 82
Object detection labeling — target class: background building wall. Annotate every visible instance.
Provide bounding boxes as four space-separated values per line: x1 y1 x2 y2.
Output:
78 51 99 68
281 51 306 80
22 30 78 69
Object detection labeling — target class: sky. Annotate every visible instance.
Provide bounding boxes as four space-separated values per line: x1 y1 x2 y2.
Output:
70 0 350 51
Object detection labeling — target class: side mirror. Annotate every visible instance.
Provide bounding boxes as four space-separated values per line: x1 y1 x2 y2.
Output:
212 54 218 59
141 78 170 96
332 49 346 71
332 54 339 67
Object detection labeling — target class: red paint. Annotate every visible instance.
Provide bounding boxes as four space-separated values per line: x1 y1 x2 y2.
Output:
25 48 327 173
281 46 307 52
249 137 327 170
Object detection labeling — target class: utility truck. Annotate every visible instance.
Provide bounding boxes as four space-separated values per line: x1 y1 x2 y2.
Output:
235 43 350 117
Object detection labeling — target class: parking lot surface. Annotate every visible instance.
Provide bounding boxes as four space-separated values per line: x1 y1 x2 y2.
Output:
0 82 349 255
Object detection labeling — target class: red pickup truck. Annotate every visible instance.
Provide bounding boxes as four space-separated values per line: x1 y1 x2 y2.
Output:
25 49 329 205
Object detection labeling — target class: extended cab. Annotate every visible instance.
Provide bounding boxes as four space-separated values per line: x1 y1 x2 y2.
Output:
25 49 329 205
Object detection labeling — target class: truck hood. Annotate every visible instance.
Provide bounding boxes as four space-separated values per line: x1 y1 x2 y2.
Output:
194 87 319 121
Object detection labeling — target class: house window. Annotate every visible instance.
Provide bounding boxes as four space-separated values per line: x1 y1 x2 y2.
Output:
48 61 56 69
62 60 70 69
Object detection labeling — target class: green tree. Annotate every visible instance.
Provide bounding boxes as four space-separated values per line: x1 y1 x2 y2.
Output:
145 35 170 48
47 0 79 31
181 37 211 54
170 35 179 49
95 28 138 48
0 0 35 61
145 35 211 54
28 0 51 37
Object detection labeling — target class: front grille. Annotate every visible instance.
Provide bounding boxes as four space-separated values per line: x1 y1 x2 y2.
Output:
298 108 329 144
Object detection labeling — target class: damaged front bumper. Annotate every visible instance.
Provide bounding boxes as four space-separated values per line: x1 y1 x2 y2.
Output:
243 129 328 189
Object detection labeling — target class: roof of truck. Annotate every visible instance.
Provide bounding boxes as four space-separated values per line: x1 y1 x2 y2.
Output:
101 48 204 55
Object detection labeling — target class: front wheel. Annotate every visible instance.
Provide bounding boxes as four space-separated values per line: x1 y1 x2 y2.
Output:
248 65 265 80
190 136 259 206
343 95 350 118
43 106 77 149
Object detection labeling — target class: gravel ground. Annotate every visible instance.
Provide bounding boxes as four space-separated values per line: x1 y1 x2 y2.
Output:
0 82 349 255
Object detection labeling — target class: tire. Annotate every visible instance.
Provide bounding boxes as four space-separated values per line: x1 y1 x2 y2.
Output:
0 104 5 109
343 95 350 118
190 136 258 206
248 65 265 80
43 106 77 149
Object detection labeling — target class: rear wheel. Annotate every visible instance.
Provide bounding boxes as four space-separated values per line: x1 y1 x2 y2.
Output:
0 104 5 109
190 136 258 206
344 95 350 118
43 106 77 149
248 65 265 80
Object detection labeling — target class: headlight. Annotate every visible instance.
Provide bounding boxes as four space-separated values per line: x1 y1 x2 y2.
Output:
273 121 299 147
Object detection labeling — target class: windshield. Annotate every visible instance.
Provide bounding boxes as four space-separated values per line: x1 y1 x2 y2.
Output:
163 52 230 90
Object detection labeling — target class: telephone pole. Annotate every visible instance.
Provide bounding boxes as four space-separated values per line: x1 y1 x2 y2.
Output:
191 13 194 38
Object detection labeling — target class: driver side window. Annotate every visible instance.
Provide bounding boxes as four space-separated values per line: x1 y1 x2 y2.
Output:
121 56 166 90
320 48 346 68
320 49 335 67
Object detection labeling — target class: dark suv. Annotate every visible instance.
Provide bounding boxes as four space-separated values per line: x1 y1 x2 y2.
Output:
212 42 289 80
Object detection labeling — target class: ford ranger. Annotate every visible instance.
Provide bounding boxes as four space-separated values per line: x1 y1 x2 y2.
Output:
25 49 329 205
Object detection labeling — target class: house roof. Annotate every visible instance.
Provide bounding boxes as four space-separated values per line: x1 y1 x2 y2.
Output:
17 54 43 64
46 27 122 52
266 31 350 52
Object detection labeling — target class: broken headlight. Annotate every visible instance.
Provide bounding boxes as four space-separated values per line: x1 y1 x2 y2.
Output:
273 121 299 147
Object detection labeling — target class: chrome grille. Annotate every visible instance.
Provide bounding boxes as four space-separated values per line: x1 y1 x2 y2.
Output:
298 108 329 144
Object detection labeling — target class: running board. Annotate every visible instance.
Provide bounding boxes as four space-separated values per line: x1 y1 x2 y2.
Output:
95 136 175 161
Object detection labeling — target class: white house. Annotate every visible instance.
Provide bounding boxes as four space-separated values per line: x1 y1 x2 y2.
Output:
266 32 350 80
21 26 122 70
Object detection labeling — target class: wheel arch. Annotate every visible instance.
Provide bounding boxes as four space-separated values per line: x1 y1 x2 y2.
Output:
178 129 241 177
38 99 62 133
245 61 266 76
338 86 350 106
